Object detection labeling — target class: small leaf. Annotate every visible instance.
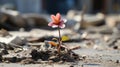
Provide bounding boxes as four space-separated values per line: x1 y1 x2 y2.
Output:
62 35 70 41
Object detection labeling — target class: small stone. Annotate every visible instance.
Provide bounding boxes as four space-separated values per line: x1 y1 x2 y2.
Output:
20 59 35 64
0 29 10 37
82 55 87 60
0 36 24 46
14 48 22 53
9 57 18 63
116 60 119 63
70 65 74 67
30 49 39 61
49 56 56 60
50 56 60 62
0 54 3 62
30 49 50 61
1 49 9 55
113 46 118 49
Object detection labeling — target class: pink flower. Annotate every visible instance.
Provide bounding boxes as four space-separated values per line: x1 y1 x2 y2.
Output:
48 13 66 28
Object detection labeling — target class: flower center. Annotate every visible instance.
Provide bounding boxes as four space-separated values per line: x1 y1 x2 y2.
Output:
53 18 60 25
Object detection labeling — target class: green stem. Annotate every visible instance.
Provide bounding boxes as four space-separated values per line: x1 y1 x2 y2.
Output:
58 27 62 53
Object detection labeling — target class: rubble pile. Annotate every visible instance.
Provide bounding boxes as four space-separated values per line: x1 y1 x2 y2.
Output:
0 29 80 64
0 9 120 67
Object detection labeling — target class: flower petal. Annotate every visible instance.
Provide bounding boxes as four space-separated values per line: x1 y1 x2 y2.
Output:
51 15 57 22
59 24 65 28
56 13 61 21
48 22 54 26
52 24 58 28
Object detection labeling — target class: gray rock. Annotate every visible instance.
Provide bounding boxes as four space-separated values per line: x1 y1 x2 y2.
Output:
0 36 24 46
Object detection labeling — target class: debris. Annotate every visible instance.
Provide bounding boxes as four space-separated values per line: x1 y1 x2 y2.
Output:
0 9 120 67
105 15 120 28
0 29 11 37
67 10 104 30
1 49 9 55
14 48 23 53
116 60 119 63
0 8 49 30
0 54 3 62
0 36 25 46
31 49 50 61
113 46 118 49
30 45 80 62
20 58 35 64
82 64 101 67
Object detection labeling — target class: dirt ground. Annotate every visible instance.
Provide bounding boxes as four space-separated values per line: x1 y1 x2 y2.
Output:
0 48 119 67
0 28 120 67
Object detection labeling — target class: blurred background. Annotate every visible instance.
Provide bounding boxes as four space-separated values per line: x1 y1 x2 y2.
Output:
0 0 120 31
0 0 120 14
